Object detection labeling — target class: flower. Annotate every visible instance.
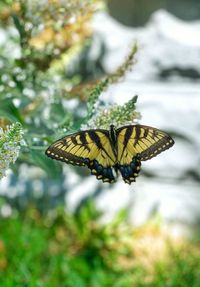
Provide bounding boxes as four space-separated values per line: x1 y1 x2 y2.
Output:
82 96 141 130
0 122 24 179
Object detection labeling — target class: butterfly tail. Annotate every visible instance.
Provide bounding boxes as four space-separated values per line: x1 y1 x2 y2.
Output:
118 156 141 185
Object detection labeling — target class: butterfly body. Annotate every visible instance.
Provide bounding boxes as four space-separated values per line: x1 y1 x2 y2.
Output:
45 125 174 184
109 124 117 155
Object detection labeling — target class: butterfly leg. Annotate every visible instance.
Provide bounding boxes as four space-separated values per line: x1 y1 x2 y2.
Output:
118 156 141 184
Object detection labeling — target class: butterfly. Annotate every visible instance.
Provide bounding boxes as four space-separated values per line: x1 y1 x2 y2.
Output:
45 124 174 184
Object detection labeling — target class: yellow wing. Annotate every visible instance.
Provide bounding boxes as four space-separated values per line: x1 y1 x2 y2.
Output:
117 125 174 163
116 125 174 184
45 129 117 183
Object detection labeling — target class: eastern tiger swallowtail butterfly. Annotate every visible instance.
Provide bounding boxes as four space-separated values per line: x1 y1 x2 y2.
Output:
45 125 174 184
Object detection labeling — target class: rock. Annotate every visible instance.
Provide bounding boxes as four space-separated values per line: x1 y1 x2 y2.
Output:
108 0 200 26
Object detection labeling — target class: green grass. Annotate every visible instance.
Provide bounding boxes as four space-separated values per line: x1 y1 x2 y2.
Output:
0 204 200 287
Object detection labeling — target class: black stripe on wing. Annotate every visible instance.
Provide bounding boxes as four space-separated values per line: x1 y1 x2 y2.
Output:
119 126 134 162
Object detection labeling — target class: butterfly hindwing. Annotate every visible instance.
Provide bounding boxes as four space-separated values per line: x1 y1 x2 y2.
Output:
116 125 174 183
117 155 141 184
45 129 117 183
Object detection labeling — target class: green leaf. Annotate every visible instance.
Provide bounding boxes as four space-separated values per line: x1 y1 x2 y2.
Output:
29 149 62 178
49 102 67 124
11 13 27 46
112 208 128 226
0 98 24 123
87 78 109 119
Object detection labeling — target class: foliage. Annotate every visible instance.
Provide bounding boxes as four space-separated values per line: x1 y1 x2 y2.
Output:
0 203 199 286
84 44 140 129
0 122 24 179
0 0 140 182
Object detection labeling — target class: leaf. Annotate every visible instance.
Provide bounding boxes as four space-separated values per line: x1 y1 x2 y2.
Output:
110 208 128 228
11 13 26 46
49 102 67 124
0 98 24 123
29 149 62 178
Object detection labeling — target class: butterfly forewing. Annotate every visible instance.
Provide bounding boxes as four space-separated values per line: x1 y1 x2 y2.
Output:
134 125 174 161
117 125 174 161
45 130 117 183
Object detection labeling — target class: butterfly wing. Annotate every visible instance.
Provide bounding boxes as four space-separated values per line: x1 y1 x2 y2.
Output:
116 125 174 184
45 129 117 183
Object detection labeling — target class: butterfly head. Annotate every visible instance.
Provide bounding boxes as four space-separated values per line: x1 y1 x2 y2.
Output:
109 124 116 133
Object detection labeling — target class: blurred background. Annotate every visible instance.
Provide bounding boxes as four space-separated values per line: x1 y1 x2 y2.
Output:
0 0 200 286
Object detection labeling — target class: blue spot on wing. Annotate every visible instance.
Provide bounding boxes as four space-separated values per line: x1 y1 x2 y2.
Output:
87 160 116 183
118 156 141 184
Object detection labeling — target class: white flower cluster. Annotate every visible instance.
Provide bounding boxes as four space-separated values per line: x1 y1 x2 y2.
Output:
0 122 24 180
82 100 141 130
